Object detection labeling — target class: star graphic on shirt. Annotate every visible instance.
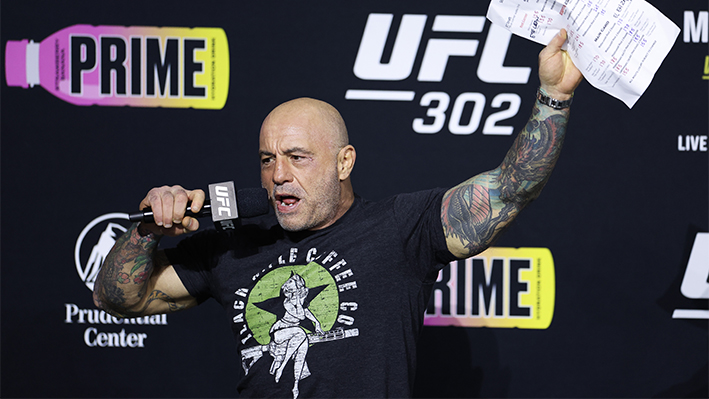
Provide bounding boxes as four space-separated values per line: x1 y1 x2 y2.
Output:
253 280 328 333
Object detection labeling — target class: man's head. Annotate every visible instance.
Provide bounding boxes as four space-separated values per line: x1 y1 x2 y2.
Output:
259 98 356 232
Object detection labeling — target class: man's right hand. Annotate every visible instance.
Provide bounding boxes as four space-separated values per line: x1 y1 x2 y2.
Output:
139 185 206 237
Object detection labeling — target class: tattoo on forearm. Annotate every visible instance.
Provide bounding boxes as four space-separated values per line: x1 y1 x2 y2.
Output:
442 103 569 256
105 290 187 319
93 223 167 315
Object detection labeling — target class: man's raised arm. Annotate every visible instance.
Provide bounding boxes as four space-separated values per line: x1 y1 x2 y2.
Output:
442 29 583 259
93 185 205 318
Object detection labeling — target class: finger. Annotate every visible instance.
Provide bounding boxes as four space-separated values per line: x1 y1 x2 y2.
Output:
143 187 166 227
549 29 568 50
160 189 176 229
172 187 190 225
181 216 200 233
188 189 206 213
539 29 566 65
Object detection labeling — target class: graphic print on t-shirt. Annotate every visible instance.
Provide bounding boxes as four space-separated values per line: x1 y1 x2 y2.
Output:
235 252 360 399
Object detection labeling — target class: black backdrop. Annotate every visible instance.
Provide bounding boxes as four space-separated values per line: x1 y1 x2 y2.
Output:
1 1 707 397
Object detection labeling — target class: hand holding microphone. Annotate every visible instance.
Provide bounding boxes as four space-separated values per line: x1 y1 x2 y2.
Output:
131 182 269 236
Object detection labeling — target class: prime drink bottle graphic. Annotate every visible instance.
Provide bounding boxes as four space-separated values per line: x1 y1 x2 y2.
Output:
5 24 229 109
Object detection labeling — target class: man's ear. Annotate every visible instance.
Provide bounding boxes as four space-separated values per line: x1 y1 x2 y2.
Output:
337 145 356 181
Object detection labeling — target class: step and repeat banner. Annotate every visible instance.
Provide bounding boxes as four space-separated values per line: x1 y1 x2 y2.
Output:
1 0 707 397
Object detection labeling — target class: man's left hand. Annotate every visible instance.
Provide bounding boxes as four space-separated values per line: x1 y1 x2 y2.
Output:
538 29 584 101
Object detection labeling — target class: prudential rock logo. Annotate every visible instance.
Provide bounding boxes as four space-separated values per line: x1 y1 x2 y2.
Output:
69 212 168 348
74 212 130 291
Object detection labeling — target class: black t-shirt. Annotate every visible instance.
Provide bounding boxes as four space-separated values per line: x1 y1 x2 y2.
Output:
168 189 457 398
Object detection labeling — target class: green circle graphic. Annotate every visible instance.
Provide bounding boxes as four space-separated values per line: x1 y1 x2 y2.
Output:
245 262 339 345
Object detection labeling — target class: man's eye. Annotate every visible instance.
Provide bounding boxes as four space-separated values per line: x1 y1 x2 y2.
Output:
261 157 273 165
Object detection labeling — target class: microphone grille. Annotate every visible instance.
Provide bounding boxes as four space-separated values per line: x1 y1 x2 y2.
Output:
236 188 270 218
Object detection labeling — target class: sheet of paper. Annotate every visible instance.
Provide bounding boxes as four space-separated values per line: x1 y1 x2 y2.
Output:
487 0 680 108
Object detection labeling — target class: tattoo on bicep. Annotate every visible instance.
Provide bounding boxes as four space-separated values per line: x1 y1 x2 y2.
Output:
442 178 516 254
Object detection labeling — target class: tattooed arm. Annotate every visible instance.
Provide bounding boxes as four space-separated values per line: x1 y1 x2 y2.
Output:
441 103 569 257
441 30 583 259
93 185 205 317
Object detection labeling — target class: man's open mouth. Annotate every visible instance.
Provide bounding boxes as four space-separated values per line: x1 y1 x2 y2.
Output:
275 194 301 210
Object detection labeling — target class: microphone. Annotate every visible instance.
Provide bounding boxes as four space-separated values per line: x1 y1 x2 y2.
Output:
129 182 269 231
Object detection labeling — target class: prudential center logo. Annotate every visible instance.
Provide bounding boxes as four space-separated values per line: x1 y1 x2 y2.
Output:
75 213 131 290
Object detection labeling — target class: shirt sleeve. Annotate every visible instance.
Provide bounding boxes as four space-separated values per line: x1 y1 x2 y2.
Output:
391 188 458 281
164 229 228 303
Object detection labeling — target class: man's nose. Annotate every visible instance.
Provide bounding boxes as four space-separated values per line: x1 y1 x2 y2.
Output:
272 157 292 185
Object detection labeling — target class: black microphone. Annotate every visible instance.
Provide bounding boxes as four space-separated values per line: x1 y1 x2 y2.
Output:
129 182 269 231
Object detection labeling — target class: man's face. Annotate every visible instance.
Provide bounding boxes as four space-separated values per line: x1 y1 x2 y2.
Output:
259 109 343 232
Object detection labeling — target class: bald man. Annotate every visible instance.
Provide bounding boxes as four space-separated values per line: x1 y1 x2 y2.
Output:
259 97 356 233
94 30 582 398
